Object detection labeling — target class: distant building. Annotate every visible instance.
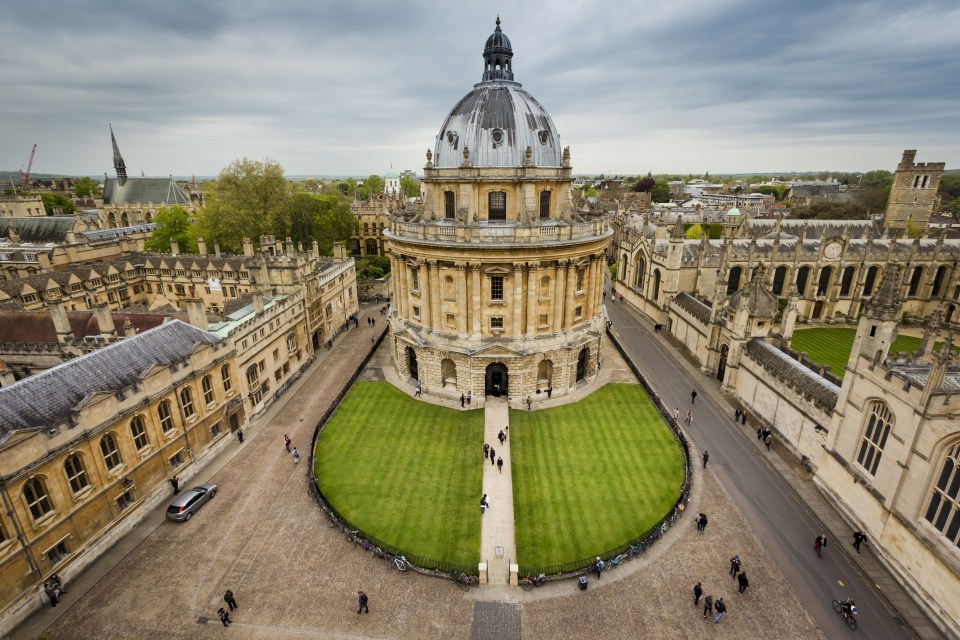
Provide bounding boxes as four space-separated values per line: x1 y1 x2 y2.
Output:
884 149 945 231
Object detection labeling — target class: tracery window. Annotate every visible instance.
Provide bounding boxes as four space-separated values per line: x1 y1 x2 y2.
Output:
726 267 742 295
840 266 856 297
23 478 53 520
100 433 122 471
925 441 960 548
863 266 880 296
64 454 89 493
856 401 893 476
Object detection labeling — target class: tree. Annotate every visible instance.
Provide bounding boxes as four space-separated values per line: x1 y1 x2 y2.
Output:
754 185 788 201
650 179 670 203
791 201 869 220
400 175 420 198
633 177 655 193
145 206 195 253
938 173 960 202
39 193 75 216
364 174 385 198
73 177 101 198
685 223 703 239
194 158 290 253
285 192 357 255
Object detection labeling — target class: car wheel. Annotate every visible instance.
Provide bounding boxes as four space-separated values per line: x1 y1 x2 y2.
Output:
185 512 192 521
209 490 216 499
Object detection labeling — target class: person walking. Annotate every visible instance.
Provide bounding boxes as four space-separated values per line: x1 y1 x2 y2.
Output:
237 429 244 443
357 590 369 614
693 582 704 605
735 408 741 421
498 430 505 445
224 589 238 611
699 513 709 533
467 391 471 405
414 381 422 398
764 432 772 451
853 531 868 553
497 456 503 474
546 386 552 398
691 389 698 404
489 447 496 466
284 434 291 452
757 427 763 441
526 396 532 411
370 336 376 347
702 450 709 468
685 410 693 426
740 411 747 425
460 394 465 408
170 475 180 495
43 580 61 608
713 597 726 623
218 607 232 626
594 556 605 580
673 407 680 422
484 443 490 460
737 571 749 595
702 594 713 618
815 534 827 557
729 555 741 578
292 447 300 464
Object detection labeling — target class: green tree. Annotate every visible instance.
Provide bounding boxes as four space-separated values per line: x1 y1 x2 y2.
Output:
685 223 703 239
938 173 960 202
39 193 75 216
754 185 788 200
145 206 195 253
400 175 420 198
650 178 670 203
73 176 101 198
285 192 357 255
364 174 385 198
194 158 290 253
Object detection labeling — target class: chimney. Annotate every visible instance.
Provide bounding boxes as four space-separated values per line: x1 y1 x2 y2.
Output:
242 237 254 257
214 243 221 256
47 298 73 343
197 236 208 256
285 237 294 256
184 298 208 330
333 242 346 263
170 239 180 256
252 287 265 315
123 319 137 337
93 303 115 340
312 240 320 258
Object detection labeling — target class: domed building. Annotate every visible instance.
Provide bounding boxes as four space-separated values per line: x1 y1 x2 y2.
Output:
384 19 613 401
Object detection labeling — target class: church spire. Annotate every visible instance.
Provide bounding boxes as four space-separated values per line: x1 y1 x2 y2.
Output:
482 17 514 82
110 124 127 187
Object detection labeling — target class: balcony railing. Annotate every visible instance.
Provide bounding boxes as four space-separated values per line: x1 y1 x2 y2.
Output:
386 218 611 245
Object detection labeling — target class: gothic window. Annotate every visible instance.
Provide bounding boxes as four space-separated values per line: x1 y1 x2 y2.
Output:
932 266 947 297
817 266 832 296
726 267 742 295
539 191 551 219
840 266 856 297
772 266 787 296
23 478 53 520
795 266 811 296
100 433 122 471
925 441 960 549
909 266 924 297
490 276 504 301
64 454 89 493
863 266 880 296
130 415 149 450
221 364 233 392
158 400 174 433
444 191 455 219
856 401 893 476
635 258 645 290
488 192 506 221
652 269 661 300
180 387 195 418
202 375 215 405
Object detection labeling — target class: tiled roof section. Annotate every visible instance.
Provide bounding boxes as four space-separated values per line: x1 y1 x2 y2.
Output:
0 311 182 344
0 216 76 243
745 218 881 239
673 292 712 324
103 177 190 206
887 364 960 393
0 320 222 436
83 223 157 241
744 339 839 412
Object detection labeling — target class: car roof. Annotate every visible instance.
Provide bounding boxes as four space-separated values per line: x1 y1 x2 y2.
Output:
168 483 216 507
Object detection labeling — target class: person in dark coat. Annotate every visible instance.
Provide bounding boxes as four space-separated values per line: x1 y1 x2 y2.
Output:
224 589 238 611
853 531 868 553
729 555 741 578
693 582 704 605
691 389 698 403
497 457 504 474
218 607 231 626
702 594 713 618
489 447 495 465
702 451 710 468
737 571 749 595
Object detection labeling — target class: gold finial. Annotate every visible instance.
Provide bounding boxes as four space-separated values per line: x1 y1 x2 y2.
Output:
496 16 501 28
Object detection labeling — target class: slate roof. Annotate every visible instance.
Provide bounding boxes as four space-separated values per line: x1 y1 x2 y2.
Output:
888 365 960 393
103 177 189 206
0 216 77 243
0 311 181 344
0 320 222 437
673 292 711 324
744 338 840 412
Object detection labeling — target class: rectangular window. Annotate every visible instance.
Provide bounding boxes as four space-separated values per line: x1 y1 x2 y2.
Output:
211 422 222 437
170 451 184 469
446 313 455 327
273 348 280 362
575 305 583 319
539 191 551 219
411 268 420 291
117 489 135 512
46 540 69 565
491 276 504 301
488 192 506 221
444 191 455 219
490 317 504 329
538 313 549 326
576 268 585 291
412 305 421 320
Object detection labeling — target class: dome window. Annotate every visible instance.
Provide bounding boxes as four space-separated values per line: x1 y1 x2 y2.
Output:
446 131 459 148
491 128 504 147
538 130 550 145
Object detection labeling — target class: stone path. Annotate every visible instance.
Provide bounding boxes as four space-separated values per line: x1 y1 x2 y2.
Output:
479 397 516 586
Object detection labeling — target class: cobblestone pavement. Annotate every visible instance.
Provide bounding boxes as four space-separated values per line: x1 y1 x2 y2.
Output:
35 313 822 640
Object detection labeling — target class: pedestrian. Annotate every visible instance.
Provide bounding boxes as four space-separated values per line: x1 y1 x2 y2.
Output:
218 607 231 626
43 581 59 608
497 456 503 474
673 407 680 422
757 427 763 441
460 394 465 408
224 589 238 611
685 410 693 426
504 426 508 439
691 389 698 404
699 513 709 533
370 336 375 347
170 475 180 495
702 594 713 618
713 597 726 623
764 433 772 451
594 556 605 580
729 555 741 578
526 396 532 411
467 391 472 405
694 582 704 605
414 381 421 398
546 386 552 399
737 571 749 595
357 590 369 614
481 494 489 510
284 434 291 452
49 574 66 594
694 512 702 532
484 443 490 459
735 408 741 421
371 319 375 327
740 411 747 426
489 447 495 465
498 430 505 445
702 450 709 468
237 429 244 443
292 447 300 464
853 531 867 553
815 534 827 557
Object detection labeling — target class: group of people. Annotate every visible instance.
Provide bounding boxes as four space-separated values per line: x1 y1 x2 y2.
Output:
43 574 66 608
459 391 473 407
756 427 773 451
217 589 239 626
482 441 505 473
284 434 300 464
690 555 750 625
694 512 709 533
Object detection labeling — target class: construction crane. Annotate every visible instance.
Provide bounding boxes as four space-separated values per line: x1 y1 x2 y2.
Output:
19 144 37 186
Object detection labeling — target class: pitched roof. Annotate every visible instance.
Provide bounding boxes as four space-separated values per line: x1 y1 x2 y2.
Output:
0 311 181 344
0 320 222 437
103 177 189 206
0 216 77 243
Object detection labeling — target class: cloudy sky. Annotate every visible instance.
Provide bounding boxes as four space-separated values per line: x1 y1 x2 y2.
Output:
2 0 958 178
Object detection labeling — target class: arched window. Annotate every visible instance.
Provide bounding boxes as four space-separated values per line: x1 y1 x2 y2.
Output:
620 253 629 283
221 364 233 392
840 266 856 297
539 191 551 219
635 258 645 291
908 266 924 297
441 358 457 388
444 275 456 299
202 375 215 405
444 191 455 219
925 441 960 548
23 478 53 520
365 240 378 256
856 401 893 476
863 266 880 296
130 415 149 450
796 266 811 296
100 433 122 471
931 266 947 297
772 266 788 296
726 266 742 295
652 269 661 300
157 400 174 433
816 266 832 296
64 454 89 493
488 191 506 221
180 387 195 418
539 276 551 298
537 359 553 385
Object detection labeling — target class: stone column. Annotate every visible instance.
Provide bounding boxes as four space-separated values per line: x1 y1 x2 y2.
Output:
429 261 442 332
394 259 407 318
456 263 468 337
417 259 430 329
513 263 524 339
594 253 606 315
471 264 482 336
584 256 597 319
553 261 567 333
564 261 578 329
526 262 539 334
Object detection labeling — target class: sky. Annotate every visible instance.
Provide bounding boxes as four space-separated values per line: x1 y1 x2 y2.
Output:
2 0 959 178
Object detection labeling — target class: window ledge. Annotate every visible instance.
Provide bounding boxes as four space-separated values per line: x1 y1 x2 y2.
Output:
31 511 59 530
72 486 94 502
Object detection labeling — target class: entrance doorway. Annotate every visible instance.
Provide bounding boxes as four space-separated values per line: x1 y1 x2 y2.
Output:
406 347 418 381
576 348 588 382
717 344 728 382
485 362 508 397
813 300 824 319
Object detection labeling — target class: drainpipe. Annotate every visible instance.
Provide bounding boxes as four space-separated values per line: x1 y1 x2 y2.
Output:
0 481 42 579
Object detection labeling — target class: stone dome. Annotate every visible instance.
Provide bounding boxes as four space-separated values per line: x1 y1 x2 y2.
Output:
726 207 741 217
432 20 562 169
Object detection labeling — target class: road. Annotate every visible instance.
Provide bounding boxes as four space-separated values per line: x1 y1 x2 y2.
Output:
605 295 917 640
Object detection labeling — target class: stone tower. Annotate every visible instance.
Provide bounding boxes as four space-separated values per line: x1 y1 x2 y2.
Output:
883 149 945 231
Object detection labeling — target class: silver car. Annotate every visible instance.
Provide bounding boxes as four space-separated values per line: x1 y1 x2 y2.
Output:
165 483 217 521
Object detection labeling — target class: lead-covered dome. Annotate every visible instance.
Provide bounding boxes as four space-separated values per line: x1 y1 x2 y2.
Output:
433 19 562 169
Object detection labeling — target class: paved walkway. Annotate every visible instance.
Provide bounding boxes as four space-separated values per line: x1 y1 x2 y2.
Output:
479 398 515 586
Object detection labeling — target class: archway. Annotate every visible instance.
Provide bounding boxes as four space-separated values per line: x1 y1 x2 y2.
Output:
441 359 457 388
576 348 588 382
717 344 729 382
813 300 824 319
406 347 419 381
485 362 508 396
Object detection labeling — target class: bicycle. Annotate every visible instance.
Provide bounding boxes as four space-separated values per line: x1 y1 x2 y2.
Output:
626 542 646 559
520 573 546 591
391 555 410 572
831 599 858 630
453 572 478 592
345 529 360 545
607 553 626 567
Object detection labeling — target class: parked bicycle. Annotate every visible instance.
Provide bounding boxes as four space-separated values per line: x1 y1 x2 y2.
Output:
606 553 626 568
626 542 646 559
453 572 478 592
832 598 858 630
520 573 547 591
390 555 410 572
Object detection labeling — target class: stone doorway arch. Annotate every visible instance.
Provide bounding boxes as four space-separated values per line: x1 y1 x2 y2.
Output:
576 348 588 382
406 347 419 381
717 344 729 382
485 362 508 397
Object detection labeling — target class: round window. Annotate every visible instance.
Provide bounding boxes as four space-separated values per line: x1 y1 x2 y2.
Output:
492 129 504 146
539 130 550 145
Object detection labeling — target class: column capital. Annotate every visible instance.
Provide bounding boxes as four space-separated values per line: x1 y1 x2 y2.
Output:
455 262 468 271
513 263 525 273
556 259 570 268
527 262 540 271
470 263 482 272
427 259 441 270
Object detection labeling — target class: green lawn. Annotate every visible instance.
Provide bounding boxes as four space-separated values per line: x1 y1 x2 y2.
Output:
790 328 956 378
510 384 685 568
314 381 484 566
